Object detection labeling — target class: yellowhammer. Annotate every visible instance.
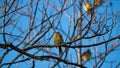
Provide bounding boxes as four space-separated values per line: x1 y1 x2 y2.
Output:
82 49 91 61
53 32 64 55
83 1 93 13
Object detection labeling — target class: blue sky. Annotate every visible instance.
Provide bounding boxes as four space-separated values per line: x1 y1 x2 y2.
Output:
0 0 120 68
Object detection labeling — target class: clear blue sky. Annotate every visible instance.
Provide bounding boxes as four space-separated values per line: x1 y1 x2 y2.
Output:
0 0 120 68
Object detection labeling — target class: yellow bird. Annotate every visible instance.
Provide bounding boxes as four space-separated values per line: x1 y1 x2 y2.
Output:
94 0 104 7
83 1 93 13
53 32 64 55
82 49 91 61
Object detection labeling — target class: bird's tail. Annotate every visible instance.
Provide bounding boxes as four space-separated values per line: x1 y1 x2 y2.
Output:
59 47 62 55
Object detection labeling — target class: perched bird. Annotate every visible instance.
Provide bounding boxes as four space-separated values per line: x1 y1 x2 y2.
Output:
53 32 64 55
94 0 104 8
83 1 93 14
82 49 91 61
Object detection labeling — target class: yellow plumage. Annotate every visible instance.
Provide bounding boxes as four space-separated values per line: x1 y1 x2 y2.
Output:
84 1 92 13
53 32 64 55
82 49 91 61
